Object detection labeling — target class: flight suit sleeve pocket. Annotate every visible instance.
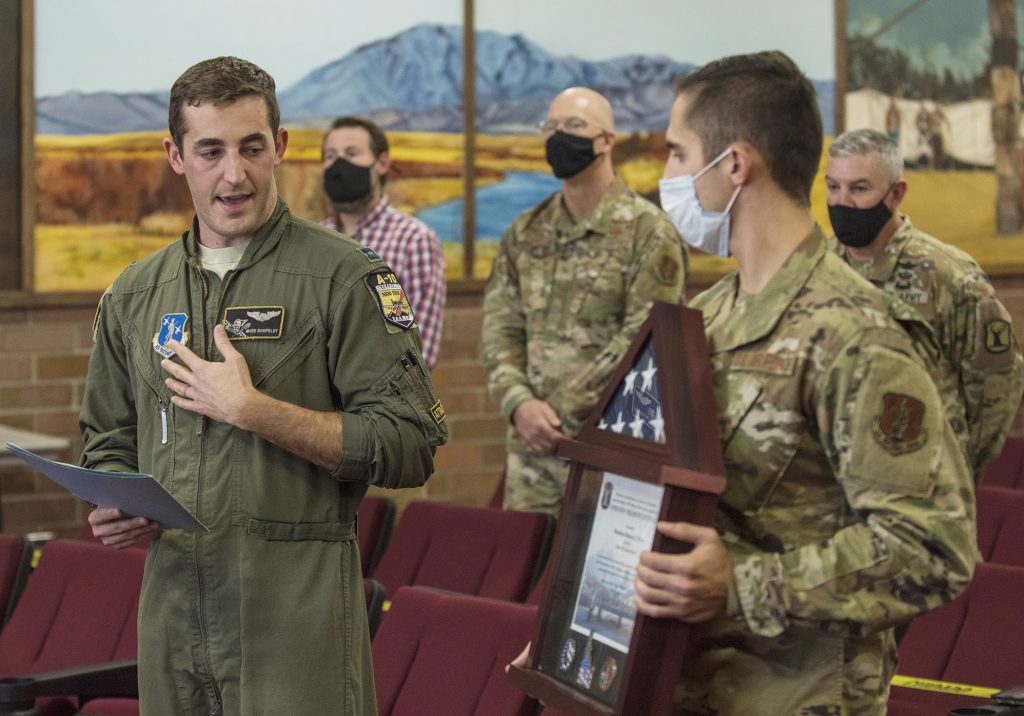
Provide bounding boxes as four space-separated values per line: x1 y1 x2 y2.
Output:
372 355 448 448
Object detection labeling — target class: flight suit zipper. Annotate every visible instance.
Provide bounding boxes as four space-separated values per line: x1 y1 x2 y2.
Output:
191 263 223 711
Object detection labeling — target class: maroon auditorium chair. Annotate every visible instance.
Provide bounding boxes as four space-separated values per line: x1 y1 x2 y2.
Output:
980 435 1024 489
372 586 538 716
976 485 1024 567
0 533 32 629
0 539 144 716
357 494 396 577
888 563 1024 715
372 501 553 603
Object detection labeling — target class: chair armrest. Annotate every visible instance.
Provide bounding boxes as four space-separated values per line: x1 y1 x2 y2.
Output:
0 659 137 711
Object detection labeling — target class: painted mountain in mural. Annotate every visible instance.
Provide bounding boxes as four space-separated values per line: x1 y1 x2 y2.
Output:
36 23 835 135
37 90 168 135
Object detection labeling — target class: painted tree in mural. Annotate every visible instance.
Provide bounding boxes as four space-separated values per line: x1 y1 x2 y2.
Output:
990 0 1022 233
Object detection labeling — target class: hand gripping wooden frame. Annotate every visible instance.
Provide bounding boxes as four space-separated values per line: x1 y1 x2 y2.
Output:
507 301 726 715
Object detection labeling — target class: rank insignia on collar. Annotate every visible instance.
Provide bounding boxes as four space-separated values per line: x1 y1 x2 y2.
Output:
873 392 927 455
223 306 285 340
367 271 415 330
153 313 189 358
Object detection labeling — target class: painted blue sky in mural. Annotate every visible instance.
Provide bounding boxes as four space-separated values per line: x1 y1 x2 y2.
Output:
37 22 835 137
37 1 835 121
37 1 833 97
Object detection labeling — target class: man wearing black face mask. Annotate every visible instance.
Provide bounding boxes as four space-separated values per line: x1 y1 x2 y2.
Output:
482 87 687 516
826 128 1023 480
321 116 446 368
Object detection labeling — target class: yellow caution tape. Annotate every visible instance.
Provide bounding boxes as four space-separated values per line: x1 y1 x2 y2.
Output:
381 599 391 612
891 675 1000 699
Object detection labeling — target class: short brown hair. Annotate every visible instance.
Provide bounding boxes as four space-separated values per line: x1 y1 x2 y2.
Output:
675 51 822 206
323 116 390 158
168 56 280 152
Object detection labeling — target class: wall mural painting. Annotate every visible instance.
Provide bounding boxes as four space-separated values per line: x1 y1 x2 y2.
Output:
33 1 464 292
470 0 836 278
56 2 1024 290
844 0 1024 265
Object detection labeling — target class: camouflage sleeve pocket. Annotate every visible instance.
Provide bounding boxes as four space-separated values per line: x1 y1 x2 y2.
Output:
845 347 945 498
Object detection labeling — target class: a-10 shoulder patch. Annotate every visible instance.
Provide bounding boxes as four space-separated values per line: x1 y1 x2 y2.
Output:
366 270 415 330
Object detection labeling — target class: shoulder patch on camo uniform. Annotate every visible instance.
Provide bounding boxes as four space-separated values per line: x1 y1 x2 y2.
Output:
656 254 680 284
367 271 414 330
873 392 928 455
985 319 1012 354
153 312 189 357
223 306 285 340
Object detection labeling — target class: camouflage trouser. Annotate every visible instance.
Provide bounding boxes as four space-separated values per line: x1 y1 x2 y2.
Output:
503 431 571 516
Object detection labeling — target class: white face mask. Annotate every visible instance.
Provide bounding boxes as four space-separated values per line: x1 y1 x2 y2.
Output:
658 147 742 257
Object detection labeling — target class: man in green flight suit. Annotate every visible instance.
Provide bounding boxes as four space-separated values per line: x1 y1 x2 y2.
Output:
825 128 1023 481
635 52 977 715
482 87 688 517
80 57 447 715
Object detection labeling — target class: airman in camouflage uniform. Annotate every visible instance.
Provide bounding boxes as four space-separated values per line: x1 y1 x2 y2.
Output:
483 87 687 516
826 128 1023 480
633 53 976 716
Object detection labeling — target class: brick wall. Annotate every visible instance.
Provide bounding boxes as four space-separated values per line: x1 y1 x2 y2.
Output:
3 274 1024 535
0 305 96 536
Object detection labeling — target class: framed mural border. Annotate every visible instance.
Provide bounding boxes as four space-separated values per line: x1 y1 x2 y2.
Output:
834 0 847 134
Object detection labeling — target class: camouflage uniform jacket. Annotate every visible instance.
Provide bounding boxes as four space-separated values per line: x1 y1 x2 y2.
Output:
831 215 1024 479
482 178 687 438
677 227 977 716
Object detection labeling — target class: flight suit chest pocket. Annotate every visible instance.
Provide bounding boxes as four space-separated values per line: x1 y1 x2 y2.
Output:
246 311 324 394
372 357 448 448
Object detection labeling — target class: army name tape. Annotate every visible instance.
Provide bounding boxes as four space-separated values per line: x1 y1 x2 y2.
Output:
891 675 999 699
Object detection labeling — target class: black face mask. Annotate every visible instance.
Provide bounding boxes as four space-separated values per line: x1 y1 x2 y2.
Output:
827 197 893 248
323 157 373 205
545 131 600 179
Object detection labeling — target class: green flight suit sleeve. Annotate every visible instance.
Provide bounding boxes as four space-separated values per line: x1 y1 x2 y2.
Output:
546 212 687 432
79 288 141 474
951 278 1024 475
328 268 448 489
728 334 977 638
482 222 536 423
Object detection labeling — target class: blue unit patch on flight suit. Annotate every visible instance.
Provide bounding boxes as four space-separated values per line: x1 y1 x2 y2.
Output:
153 313 189 357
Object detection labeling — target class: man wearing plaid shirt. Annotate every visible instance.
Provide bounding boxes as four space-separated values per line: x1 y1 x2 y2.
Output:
321 116 446 368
